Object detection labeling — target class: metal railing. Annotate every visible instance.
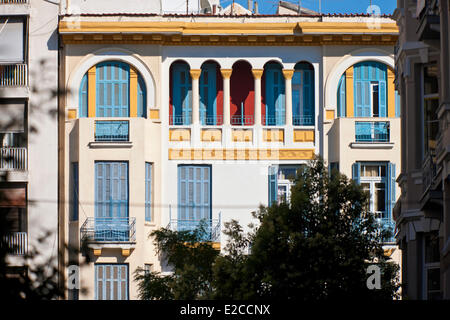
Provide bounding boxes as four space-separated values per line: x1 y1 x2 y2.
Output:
201 115 223 126
0 147 27 170
167 215 221 243
0 0 28 3
355 121 390 142
0 64 28 87
3 232 27 255
422 151 437 194
377 218 396 244
95 121 129 142
80 217 136 243
293 115 314 126
230 115 254 126
262 115 285 126
170 114 192 125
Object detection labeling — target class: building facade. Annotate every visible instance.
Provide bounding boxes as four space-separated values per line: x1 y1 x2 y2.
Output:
57 1 401 299
0 0 59 285
394 0 450 300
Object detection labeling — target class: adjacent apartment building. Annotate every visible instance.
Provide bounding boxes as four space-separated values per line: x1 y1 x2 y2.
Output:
0 0 59 285
394 0 450 300
57 0 401 300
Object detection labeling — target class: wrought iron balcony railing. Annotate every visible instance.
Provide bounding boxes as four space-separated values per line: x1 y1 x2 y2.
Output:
2 232 27 255
0 147 27 171
167 216 221 243
262 115 285 126
201 115 223 126
80 217 136 243
230 115 254 126
293 115 314 126
355 121 390 143
422 151 437 194
170 114 192 125
95 120 129 142
0 64 28 87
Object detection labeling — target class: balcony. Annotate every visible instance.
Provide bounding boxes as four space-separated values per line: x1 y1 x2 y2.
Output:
262 115 285 126
2 232 27 255
80 217 136 244
95 120 129 142
201 115 223 126
420 151 442 211
230 115 254 126
293 115 314 126
0 0 28 3
0 64 28 87
167 217 221 244
170 114 192 126
417 1 440 41
355 121 390 143
0 147 27 171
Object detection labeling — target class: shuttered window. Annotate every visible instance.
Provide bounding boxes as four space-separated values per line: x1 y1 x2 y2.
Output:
79 74 88 118
200 63 217 125
95 162 128 219
95 264 128 300
145 162 152 222
137 76 147 118
178 165 211 231
337 73 346 117
354 62 387 118
172 63 192 125
96 62 130 117
292 63 314 126
265 64 285 126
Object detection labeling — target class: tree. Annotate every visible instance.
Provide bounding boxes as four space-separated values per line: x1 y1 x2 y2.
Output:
213 158 400 300
134 220 219 300
136 158 400 300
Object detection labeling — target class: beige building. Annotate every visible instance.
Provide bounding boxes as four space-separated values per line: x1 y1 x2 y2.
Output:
57 0 401 300
394 0 450 300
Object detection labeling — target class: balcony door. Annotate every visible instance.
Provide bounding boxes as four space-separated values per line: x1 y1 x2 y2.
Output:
95 162 129 241
178 165 211 236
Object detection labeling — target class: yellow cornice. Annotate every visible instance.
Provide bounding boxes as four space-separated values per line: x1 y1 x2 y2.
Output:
59 20 398 36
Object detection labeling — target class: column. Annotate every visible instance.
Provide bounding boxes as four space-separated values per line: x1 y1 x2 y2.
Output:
129 67 138 117
251 69 264 126
189 69 201 124
345 66 354 117
220 69 232 125
282 69 294 126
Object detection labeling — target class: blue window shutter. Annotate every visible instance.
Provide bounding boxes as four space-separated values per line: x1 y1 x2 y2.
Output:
72 163 79 221
387 163 396 220
337 73 346 117
275 69 285 125
172 64 192 125
178 166 188 221
137 75 147 118
95 264 128 300
265 68 275 124
268 165 278 206
200 64 217 125
79 74 88 118
96 62 130 117
352 162 361 185
145 163 152 222
395 90 401 117
303 69 313 120
378 65 387 117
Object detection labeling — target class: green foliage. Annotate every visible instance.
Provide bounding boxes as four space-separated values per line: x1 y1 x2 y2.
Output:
135 158 400 300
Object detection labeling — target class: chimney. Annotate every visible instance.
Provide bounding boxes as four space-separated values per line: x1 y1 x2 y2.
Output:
248 0 253 13
254 1 258 14
212 4 217 14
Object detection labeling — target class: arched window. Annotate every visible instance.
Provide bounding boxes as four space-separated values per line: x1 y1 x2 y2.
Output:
264 62 285 126
170 62 192 125
292 62 314 126
78 61 146 118
353 61 387 117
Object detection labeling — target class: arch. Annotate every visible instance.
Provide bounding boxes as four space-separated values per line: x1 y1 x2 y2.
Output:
262 61 285 125
170 61 192 125
292 61 315 126
325 49 394 112
67 48 156 117
230 60 254 125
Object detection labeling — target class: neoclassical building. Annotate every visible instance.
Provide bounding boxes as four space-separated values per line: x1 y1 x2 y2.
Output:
58 1 400 299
